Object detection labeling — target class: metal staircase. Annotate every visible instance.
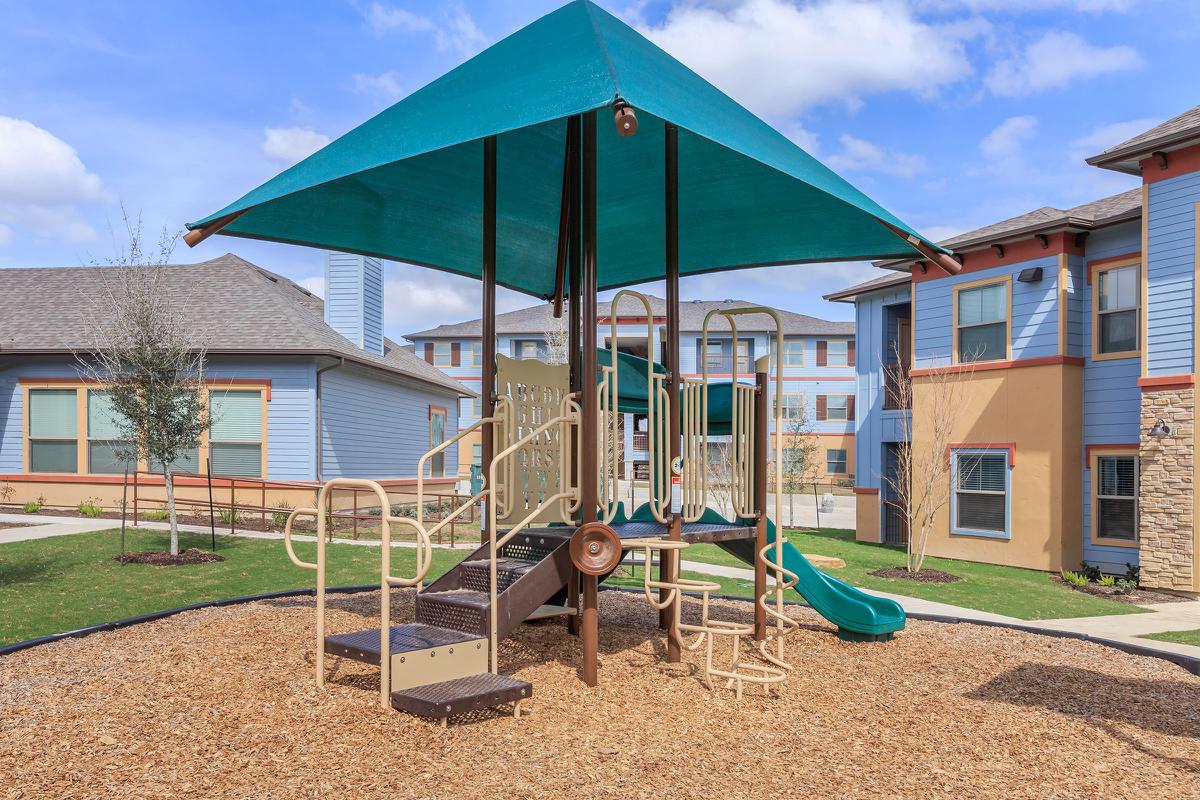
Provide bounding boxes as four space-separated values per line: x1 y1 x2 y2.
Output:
322 528 575 724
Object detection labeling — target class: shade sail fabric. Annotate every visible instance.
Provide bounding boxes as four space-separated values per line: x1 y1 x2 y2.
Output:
597 348 742 433
189 0 943 298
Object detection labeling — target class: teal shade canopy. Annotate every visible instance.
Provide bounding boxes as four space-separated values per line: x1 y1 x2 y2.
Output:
188 0 944 298
596 348 740 433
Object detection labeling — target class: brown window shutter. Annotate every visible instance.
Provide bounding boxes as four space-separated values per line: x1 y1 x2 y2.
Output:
847 395 856 421
816 395 827 420
451 342 461 366
847 340 856 366
424 343 434 364
816 340 828 367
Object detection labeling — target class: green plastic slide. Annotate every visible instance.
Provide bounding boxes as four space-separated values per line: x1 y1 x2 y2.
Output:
630 504 905 640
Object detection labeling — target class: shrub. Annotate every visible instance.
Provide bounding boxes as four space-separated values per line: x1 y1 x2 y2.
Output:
271 500 294 530
219 507 242 525
1124 563 1140 584
1098 574 1116 588
22 500 41 514
0 482 14 505
1060 570 1088 588
76 498 104 518
1114 578 1137 596
142 509 170 521
1078 560 1102 582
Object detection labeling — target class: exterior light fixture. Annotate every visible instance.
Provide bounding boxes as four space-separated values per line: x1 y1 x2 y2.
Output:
1017 266 1043 283
992 243 1005 258
1150 419 1171 437
613 99 638 137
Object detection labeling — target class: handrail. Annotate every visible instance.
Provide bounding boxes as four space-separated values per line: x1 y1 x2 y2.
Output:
486 398 579 672
414 408 508 541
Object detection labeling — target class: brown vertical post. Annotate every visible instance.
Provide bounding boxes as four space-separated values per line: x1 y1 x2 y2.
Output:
481 135 498 544
662 122 682 663
580 110 600 686
753 369 769 640
565 116 583 637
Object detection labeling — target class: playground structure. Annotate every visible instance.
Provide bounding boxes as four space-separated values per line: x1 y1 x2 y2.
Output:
187 0 946 723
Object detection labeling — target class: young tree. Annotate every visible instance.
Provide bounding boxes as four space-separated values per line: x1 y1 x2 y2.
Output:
883 343 974 573
79 212 210 556
543 305 570 365
778 404 819 527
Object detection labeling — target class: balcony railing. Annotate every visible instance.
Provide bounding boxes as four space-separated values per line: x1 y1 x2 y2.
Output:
632 431 649 452
883 364 910 410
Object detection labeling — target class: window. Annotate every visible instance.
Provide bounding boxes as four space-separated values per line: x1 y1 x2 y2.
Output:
28 388 78 473
513 339 547 360
471 341 483 366
1095 454 1138 542
1095 264 1139 357
772 339 804 368
826 448 848 475
777 393 804 421
209 390 263 477
704 342 723 371
826 340 849 367
87 390 134 474
471 443 482 467
432 342 453 367
429 408 447 476
956 280 1008 363
953 451 1009 536
826 395 849 421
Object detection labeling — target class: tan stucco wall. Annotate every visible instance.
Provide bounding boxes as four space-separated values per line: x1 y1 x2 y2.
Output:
911 362 1083 572
855 492 881 543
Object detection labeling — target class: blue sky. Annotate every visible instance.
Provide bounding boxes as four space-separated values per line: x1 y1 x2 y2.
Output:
2 0 1197 337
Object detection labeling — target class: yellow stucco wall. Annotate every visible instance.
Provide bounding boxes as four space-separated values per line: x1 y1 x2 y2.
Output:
911 362 1083 572
855 491 881 543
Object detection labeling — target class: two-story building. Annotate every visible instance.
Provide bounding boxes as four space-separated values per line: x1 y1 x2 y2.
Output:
406 298 857 485
829 105 1200 593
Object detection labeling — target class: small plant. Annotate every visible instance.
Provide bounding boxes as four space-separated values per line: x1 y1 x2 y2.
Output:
142 509 170 521
1114 578 1137 596
219 507 242 525
271 499 294 530
1078 560 1102 582
1059 570 1088 588
0 481 14 505
1098 574 1116 588
76 497 104 518
22 500 42 514
1124 562 1140 584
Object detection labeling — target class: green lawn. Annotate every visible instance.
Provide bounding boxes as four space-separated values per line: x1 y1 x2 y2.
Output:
0 529 469 646
683 528 1147 621
1138 629 1200 647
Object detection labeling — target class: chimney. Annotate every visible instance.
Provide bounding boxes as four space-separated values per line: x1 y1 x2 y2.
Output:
324 251 384 356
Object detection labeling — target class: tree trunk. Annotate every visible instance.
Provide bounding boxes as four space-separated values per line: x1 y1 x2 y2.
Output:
165 470 179 556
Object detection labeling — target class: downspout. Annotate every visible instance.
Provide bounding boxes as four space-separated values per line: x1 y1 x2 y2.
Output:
314 357 345 482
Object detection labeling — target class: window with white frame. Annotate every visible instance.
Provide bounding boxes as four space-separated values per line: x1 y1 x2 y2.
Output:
826 448 848 474
1096 264 1139 356
734 340 752 373
513 339 546 360
1096 455 1138 541
777 393 804 421
432 341 453 366
956 281 1008 362
471 341 483 366
704 342 723 371
472 443 482 466
826 395 850 421
826 339 849 366
953 450 1009 535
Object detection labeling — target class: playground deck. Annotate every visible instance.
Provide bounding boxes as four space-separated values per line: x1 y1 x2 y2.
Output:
2 589 1196 799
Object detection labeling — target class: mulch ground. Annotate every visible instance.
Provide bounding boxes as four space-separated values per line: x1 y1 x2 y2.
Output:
1049 574 1193 605
1 591 1197 800
868 567 961 584
113 548 226 566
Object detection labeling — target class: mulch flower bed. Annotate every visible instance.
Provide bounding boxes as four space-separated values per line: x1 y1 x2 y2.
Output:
1049 574 1192 605
113 548 225 566
869 566 961 584
1 590 1197 799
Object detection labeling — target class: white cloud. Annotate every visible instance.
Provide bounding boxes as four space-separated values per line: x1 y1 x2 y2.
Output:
638 0 974 121
260 127 331 165
0 116 106 243
824 133 927 177
352 71 406 103
980 115 1038 165
299 275 324 298
384 263 526 336
783 123 820 153
434 9 488 57
917 0 1136 11
985 32 1142 97
0 223 13 245
1067 117 1161 162
364 3 434 34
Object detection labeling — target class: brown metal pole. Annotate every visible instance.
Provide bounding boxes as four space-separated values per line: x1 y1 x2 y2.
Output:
662 122 682 663
552 122 574 319
753 369 769 641
580 110 600 686
565 115 583 637
481 135 498 545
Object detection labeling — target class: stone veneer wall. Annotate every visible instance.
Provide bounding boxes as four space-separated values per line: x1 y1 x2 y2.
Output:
1139 386 1196 591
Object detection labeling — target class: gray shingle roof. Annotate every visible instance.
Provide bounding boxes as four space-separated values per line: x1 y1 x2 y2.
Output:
405 296 853 339
1087 105 1200 173
0 254 470 396
823 271 911 302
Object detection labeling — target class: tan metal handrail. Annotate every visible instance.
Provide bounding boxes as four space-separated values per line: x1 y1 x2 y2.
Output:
414 406 509 541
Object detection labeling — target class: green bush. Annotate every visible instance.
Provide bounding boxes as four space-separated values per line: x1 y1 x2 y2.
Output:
1098 574 1116 588
1060 570 1088 588
76 498 103 518
141 509 170 521
1114 578 1137 595
1078 560 1102 582
22 500 41 514
219 508 242 525
271 500 294 530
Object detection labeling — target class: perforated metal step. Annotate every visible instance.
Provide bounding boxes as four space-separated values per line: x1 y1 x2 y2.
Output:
324 623 479 665
415 589 490 635
458 557 538 592
390 672 531 720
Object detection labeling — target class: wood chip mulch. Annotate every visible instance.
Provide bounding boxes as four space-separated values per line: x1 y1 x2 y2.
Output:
113 548 225 566
868 567 961 584
1049 575 1194 605
1 590 1198 800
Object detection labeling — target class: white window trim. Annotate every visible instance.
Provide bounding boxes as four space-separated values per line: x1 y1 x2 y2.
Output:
950 448 1012 540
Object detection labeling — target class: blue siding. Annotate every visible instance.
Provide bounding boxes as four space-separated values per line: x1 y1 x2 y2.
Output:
852 284 911 490
325 252 385 356
320 364 460 478
1065 255 1086 358
1146 175 1199 376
